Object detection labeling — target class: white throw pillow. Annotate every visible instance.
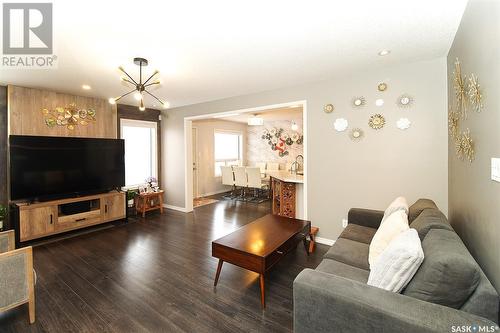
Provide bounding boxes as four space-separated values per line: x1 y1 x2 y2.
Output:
369 210 409 267
368 228 424 293
381 196 409 224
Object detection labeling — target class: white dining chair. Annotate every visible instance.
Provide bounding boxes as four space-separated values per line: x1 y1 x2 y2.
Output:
255 162 266 173
233 166 248 198
246 167 268 202
221 166 236 198
266 162 279 171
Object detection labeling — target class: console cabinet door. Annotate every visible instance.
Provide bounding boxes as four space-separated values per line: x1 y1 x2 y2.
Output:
19 206 57 241
103 193 125 221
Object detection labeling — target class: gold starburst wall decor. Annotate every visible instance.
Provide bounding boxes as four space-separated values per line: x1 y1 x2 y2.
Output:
448 106 460 140
468 74 483 113
455 128 475 162
453 58 468 119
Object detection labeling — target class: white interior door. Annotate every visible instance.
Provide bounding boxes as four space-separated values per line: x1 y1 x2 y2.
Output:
192 127 198 198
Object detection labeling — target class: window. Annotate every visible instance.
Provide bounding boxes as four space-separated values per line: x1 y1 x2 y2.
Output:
120 119 158 187
214 131 242 176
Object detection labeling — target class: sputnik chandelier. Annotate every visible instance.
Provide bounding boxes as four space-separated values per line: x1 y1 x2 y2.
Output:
108 57 169 111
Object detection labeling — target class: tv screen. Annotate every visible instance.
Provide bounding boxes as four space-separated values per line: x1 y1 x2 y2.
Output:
10 135 125 201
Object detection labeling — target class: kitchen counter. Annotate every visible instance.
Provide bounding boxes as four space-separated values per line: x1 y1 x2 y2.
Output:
264 170 304 184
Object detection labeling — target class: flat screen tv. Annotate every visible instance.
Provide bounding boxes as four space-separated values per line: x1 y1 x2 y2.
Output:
10 135 125 201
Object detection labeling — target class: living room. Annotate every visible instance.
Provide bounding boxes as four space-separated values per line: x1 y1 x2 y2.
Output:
0 0 499 332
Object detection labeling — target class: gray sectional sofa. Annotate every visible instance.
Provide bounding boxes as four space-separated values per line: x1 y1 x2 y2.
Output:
294 199 499 333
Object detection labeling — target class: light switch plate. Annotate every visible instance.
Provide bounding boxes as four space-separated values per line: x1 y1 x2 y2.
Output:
491 158 500 182
342 218 348 228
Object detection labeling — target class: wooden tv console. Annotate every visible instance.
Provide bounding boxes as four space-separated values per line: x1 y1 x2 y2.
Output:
13 191 126 243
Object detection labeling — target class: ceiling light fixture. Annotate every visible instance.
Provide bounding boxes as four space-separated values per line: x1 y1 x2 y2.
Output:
291 121 299 131
248 115 264 126
82 84 91 90
378 49 391 56
109 57 169 111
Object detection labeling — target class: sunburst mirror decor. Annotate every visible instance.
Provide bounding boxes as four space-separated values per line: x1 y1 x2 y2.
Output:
324 103 334 113
368 114 385 130
448 106 460 140
42 103 96 130
352 97 366 108
456 128 475 162
349 128 364 141
468 74 483 113
454 58 468 119
109 57 169 111
377 82 388 92
397 94 413 108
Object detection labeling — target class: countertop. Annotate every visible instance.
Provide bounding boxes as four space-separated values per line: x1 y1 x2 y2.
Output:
265 170 304 184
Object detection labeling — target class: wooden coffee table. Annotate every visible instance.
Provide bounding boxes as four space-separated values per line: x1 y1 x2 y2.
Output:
212 214 311 308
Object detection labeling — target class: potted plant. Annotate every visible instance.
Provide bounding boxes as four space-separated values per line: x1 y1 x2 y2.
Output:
0 205 7 232
126 190 137 208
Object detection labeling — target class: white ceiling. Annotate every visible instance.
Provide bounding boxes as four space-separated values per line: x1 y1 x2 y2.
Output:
0 0 467 109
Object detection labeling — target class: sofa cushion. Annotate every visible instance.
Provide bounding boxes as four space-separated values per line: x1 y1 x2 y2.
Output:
410 208 453 240
368 229 424 293
382 196 409 223
339 224 377 244
316 259 369 283
403 229 480 309
408 198 437 223
368 210 409 267
324 238 369 270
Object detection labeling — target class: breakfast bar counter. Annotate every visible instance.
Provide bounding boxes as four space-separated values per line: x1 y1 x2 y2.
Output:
266 171 304 219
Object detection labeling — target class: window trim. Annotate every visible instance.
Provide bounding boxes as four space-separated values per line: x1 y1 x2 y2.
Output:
120 118 158 189
213 129 243 177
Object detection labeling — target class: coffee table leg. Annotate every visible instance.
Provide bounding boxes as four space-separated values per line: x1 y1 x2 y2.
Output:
259 274 265 308
214 259 223 287
303 237 309 256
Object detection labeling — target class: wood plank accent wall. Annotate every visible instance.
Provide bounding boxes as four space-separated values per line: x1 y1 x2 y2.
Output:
116 104 162 185
0 86 7 207
8 85 117 138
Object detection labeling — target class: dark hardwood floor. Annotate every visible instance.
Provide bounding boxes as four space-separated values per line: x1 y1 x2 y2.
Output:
0 196 327 333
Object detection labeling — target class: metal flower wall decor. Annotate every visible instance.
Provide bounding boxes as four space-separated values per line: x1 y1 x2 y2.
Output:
468 74 483 113
456 128 475 162
448 107 460 140
261 128 303 157
42 103 96 130
454 58 468 119
450 58 484 163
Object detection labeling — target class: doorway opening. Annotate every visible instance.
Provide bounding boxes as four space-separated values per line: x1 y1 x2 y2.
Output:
184 100 307 217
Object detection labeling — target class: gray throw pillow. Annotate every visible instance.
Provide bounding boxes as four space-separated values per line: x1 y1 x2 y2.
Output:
403 229 480 309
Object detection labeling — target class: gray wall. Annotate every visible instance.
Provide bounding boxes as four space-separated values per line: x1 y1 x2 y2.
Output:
447 0 500 292
162 58 448 241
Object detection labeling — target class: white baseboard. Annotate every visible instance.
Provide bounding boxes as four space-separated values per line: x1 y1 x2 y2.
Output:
196 189 230 198
315 237 336 246
162 204 189 213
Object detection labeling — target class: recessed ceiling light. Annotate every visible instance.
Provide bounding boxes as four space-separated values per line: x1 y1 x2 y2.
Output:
213 113 240 118
82 84 91 90
378 49 391 56
375 99 384 106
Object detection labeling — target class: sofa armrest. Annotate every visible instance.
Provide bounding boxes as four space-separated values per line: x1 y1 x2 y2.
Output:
0 230 15 253
348 208 384 229
294 269 497 333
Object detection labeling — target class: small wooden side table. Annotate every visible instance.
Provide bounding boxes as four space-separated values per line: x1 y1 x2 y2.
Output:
136 190 164 217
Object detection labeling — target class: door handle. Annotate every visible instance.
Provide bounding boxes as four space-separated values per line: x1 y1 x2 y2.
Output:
104 204 108 213
75 218 86 222
276 250 284 255
49 214 53 224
